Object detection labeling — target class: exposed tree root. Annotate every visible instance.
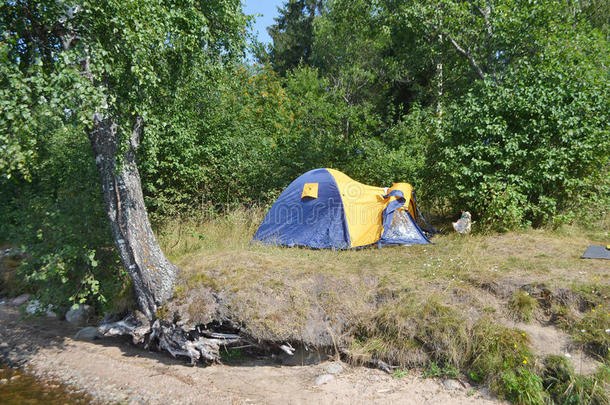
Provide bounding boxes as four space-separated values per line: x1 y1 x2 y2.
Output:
339 348 394 374
98 312 246 364
98 313 402 373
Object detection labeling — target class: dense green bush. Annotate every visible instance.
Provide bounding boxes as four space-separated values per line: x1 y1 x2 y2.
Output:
138 64 283 218
425 47 609 230
0 39 125 311
0 131 126 312
138 64 299 217
138 64 430 218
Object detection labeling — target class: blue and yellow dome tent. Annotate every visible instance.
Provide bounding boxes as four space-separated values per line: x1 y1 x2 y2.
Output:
252 168 432 249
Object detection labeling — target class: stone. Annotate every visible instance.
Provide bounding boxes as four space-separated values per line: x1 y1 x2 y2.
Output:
65 304 94 326
0 379 7 384
324 362 344 375
9 294 30 307
75 326 100 341
314 374 334 386
442 379 461 390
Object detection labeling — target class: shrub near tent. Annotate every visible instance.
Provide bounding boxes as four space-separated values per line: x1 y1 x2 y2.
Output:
252 168 431 249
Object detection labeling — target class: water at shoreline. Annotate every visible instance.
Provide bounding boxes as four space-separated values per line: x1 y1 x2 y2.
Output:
0 364 93 404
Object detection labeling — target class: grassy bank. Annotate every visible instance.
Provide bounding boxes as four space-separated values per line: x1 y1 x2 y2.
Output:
156 209 609 404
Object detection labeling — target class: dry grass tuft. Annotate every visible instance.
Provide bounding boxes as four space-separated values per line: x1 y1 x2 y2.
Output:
509 290 540 322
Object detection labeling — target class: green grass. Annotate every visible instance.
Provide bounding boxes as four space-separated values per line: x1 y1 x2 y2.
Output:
392 368 409 379
543 356 609 405
155 209 609 403
422 361 459 379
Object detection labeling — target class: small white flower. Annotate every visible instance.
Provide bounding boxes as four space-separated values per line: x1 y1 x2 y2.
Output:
581 329 586 333
605 329 610 334
564 353 572 358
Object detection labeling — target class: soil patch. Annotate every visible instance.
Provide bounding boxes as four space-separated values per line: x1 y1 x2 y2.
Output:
510 321 602 375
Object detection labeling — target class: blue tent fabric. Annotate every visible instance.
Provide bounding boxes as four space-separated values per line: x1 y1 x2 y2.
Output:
253 169 351 249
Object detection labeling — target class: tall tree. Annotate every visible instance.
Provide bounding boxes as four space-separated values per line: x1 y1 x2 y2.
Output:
0 0 247 319
262 0 324 75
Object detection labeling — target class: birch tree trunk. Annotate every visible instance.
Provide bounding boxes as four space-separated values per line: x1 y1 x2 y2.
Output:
53 9 178 320
436 32 444 129
89 115 177 319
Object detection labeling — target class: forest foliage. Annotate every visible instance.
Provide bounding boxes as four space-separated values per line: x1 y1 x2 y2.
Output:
1 0 608 310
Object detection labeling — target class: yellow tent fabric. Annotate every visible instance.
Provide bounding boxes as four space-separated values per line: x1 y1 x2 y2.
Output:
326 169 415 248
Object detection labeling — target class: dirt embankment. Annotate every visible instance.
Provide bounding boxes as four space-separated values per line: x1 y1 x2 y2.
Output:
0 306 502 404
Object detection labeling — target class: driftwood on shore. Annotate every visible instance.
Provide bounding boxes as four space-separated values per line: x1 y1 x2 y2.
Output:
98 312 244 364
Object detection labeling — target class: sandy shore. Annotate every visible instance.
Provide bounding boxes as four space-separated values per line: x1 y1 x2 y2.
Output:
0 306 502 404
